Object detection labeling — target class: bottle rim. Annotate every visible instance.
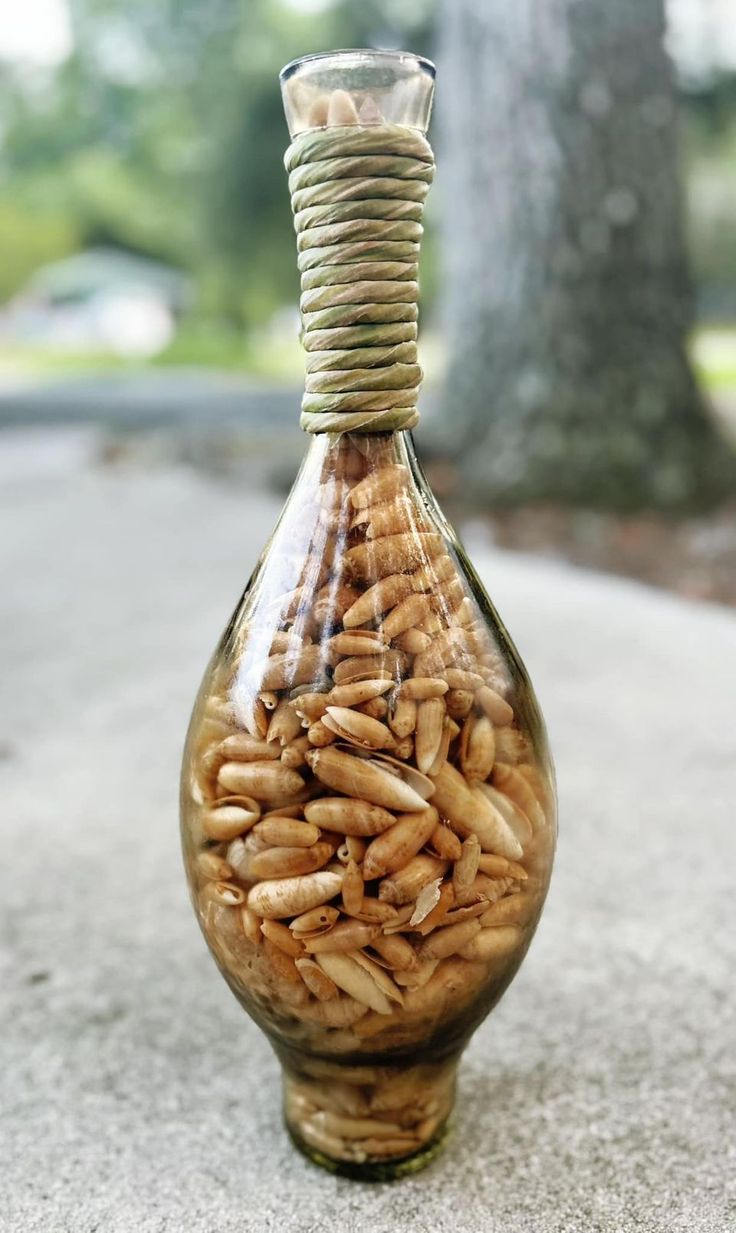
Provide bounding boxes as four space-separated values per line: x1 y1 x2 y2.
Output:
280 48 436 84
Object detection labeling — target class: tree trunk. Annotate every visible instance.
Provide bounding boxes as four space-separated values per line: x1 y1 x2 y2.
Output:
435 0 735 510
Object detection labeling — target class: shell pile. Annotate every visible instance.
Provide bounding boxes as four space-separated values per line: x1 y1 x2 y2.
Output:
182 434 555 1165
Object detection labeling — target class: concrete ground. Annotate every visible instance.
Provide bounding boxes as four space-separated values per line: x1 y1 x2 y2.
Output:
1 441 734 1233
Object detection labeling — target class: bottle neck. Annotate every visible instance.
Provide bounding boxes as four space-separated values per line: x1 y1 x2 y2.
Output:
285 122 435 438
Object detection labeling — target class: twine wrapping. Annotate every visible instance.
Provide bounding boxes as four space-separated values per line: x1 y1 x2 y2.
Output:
284 124 435 434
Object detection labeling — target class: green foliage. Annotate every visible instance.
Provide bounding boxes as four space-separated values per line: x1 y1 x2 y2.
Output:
0 202 79 302
0 0 435 326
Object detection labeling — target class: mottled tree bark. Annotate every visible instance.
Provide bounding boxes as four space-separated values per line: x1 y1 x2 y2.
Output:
436 0 735 509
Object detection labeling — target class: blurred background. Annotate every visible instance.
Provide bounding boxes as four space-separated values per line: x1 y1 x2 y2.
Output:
1 0 736 600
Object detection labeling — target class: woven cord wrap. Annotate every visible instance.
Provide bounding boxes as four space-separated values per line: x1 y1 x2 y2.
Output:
284 124 435 434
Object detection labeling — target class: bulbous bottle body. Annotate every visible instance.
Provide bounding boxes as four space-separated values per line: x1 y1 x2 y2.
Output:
180 429 556 1177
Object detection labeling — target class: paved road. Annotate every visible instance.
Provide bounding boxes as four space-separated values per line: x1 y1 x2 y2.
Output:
0 368 299 430
2 459 734 1232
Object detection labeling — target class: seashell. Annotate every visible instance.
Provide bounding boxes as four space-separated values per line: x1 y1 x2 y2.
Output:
458 713 495 781
342 574 416 629
431 577 465 614
453 834 481 902
362 807 439 881
270 630 310 655
266 700 303 747
492 763 546 830
411 881 456 935
459 925 522 963
291 692 329 724
475 783 533 847
413 628 470 678
341 896 399 924
231 690 270 740
202 797 261 841
387 695 417 739
427 822 463 862
314 580 362 627
249 645 325 692
329 630 389 657
393 627 431 655
417 918 482 961
445 688 474 721
306 745 432 813
328 678 394 707
479 892 534 928
345 835 366 863
315 953 394 1015
409 876 444 926
280 734 311 768
427 716 454 778
303 919 379 954
290 905 339 936
341 857 364 915
415 612 444 636
477 853 528 880
204 880 247 907
217 733 282 762
306 719 336 747
348 464 409 510
394 958 439 990
378 854 448 906
444 669 484 691
476 685 514 726
468 873 515 903
322 705 394 751
240 905 262 944
304 797 396 837
398 677 448 700
252 817 320 848
366 500 429 541
260 803 304 821
262 938 303 987
393 734 415 761
352 951 404 1006
247 841 334 881
332 650 406 686
225 836 252 879
357 695 388 721
218 760 305 803
411 555 456 590
430 763 523 860
434 900 489 928
260 919 305 957
247 870 344 920
415 697 445 774
295 957 338 1000
197 852 234 881
344 532 445 580
369 933 418 972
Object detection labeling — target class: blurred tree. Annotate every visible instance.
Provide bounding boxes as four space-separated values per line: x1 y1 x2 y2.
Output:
438 0 736 510
0 0 433 325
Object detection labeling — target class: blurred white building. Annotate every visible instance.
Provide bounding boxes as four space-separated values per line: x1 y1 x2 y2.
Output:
0 248 192 358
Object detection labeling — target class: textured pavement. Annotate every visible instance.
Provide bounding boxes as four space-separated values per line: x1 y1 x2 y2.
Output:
2 448 734 1233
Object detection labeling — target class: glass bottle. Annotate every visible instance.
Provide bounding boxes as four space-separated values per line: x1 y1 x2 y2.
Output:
180 49 556 1180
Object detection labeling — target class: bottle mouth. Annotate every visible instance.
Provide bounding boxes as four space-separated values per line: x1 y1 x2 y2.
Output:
280 48 436 83
280 48 436 138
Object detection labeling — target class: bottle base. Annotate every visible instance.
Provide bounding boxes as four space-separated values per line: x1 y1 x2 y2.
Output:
280 1053 457 1181
286 1115 451 1181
